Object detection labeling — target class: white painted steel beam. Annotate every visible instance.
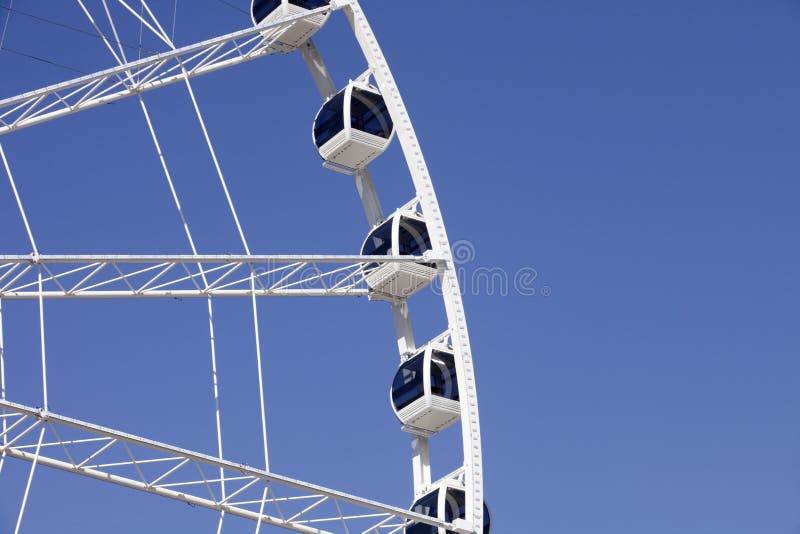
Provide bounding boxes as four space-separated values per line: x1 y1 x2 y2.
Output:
0 254 440 300
0 399 452 533
0 3 345 135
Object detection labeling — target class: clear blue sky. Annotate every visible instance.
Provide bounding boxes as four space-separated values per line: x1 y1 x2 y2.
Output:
1 1 799 532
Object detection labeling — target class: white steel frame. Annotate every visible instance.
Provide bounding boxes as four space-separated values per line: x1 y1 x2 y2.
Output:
0 399 454 534
0 2 339 136
0 1 485 532
0 254 440 299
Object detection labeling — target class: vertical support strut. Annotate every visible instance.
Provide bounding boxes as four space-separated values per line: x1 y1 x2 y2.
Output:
300 39 337 100
411 436 431 496
1 143 50 413
353 169 383 234
37 267 48 411
344 2 485 531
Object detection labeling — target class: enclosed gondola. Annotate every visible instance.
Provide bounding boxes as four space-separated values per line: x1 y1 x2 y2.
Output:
407 481 491 534
361 210 437 299
251 0 331 51
313 80 395 169
391 343 460 435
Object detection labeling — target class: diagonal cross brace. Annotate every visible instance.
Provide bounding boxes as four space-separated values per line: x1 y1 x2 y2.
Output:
0 399 452 533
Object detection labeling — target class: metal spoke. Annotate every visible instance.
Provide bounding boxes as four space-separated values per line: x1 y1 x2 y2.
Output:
0 4 344 135
0 2 486 532
0 399 452 533
0 254 438 299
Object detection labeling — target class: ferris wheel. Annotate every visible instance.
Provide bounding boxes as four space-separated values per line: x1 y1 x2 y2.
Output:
0 1 488 532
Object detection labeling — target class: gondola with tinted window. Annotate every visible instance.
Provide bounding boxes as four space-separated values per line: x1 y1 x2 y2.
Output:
391 342 460 435
361 210 437 299
407 481 491 534
313 80 395 169
251 0 331 51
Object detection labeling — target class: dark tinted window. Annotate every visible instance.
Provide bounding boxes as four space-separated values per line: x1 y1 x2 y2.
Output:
429 350 459 402
407 490 439 534
392 353 425 411
397 217 431 256
443 490 490 533
361 218 393 256
398 216 435 268
290 0 330 7
350 88 393 139
252 0 280 23
314 91 345 148
443 489 466 525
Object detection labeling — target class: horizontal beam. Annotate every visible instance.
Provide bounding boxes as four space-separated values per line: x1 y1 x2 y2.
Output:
0 2 348 135
0 290 369 299
0 254 437 264
0 254 439 299
0 399 451 533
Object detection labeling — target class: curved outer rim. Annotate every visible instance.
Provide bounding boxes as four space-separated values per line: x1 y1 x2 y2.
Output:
345 2 485 531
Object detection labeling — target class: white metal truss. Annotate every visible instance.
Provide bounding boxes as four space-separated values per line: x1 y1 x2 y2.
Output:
0 2 346 136
0 254 441 299
0 399 454 534
0 1 487 532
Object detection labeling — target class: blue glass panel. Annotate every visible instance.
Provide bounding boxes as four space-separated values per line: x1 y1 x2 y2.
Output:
361 217 392 272
252 0 280 23
429 350 459 402
398 216 435 268
290 0 330 7
314 91 345 148
397 217 431 256
362 215 435 271
361 218 393 256
407 490 439 534
407 488 490 534
443 489 465 525
442 489 491 534
392 353 425 411
350 88 393 139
